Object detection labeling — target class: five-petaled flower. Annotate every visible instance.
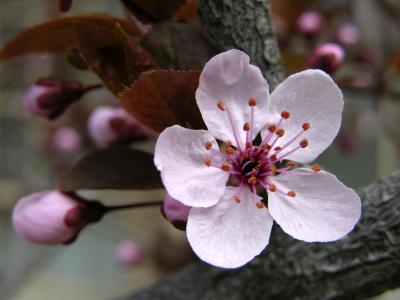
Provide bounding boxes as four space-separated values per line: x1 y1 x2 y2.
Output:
154 50 361 269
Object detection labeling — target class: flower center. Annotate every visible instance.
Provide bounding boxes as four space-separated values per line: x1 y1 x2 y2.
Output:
204 98 320 208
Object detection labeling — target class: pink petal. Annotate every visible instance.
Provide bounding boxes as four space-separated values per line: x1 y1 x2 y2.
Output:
262 70 343 163
187 187 273 268
196 50 270 147
154 125 229 208
268 169 361 242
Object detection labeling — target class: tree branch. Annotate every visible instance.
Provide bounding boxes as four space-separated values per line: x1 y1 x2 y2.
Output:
125 169 400 300
198 0 285 89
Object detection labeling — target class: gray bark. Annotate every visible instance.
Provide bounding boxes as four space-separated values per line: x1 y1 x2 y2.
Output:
125 170 400 300
199 0 285 89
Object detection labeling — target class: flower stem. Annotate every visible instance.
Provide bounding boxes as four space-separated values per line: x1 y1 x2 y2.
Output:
105 200 163 212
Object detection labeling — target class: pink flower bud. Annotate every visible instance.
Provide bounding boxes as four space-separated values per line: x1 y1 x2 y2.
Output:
116 240 144 267
59 0 73 12
307 43 345 75
87 106 155 146
297 11 324 36
23 77 90 119
337 24 359 46
161 194 191 231
51 127 82 154
12 191 104 245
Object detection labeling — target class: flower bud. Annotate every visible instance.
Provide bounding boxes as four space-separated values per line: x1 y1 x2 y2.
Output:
297 11 324 36
337 24 359 46
160 194 191 231
12 191 104 245
51 127 82 154
307 43 345 75
87 106 155 146
116 240 144 267
23 77 91 119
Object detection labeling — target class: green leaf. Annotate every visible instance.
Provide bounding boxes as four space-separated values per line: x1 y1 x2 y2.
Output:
59 147 162 191
0 15 142 60
119 70 205 132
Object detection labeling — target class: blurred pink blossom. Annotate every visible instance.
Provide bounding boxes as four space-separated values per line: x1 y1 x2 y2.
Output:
116 240 144 267
337 24 360 46
87 106 155 146
308 43 345 75
297 11 324 36
52 127 82 154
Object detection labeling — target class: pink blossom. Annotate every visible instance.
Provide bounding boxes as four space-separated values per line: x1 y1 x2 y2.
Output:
12 191 105 245
116 240 144 267
87 106 155 146
23 77 88 119
52 127 81 154
161 193 191 230
297 11 324 35
308 43 345 75
12 191 84 245
154 50 361 268
337 24 360 46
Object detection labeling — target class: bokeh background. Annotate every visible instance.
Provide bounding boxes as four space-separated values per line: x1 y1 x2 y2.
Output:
0 0 399 299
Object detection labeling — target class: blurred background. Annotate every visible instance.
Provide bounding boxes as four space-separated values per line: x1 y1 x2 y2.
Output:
0 0 399 299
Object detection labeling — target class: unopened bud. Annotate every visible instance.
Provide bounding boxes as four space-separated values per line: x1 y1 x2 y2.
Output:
160 193 191 231
51 127 81 154
116 240 144 267
23 77 92 119
87 106 156 146
337 24 359 47
297 11 324 36
307 43 345 75
12 191 105 245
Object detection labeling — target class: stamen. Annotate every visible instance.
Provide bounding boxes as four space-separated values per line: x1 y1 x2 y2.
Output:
276 128 285 137
205 141 213 150
300 139 309 148
268 124 277 133
270 154 278 162
248 98 257 106
311 164 321 172
247 176 257 185
281 111 290 119
245 142 251 149
217 102 225 111
302 122 311 131
256 202 265 209
243 122 250 131
226 146 235 155
287 191 296 197
225 106 243 151
234 183 244 204
287 161 296 167
204 159 212 167
274 146 282 151
221 162 232 172
234 196 241 203
269 184 277 192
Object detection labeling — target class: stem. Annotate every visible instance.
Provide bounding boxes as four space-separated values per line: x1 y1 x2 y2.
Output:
105 200 163 212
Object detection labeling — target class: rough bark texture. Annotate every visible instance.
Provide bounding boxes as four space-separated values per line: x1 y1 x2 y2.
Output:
198 0 285 90
125 170 400 300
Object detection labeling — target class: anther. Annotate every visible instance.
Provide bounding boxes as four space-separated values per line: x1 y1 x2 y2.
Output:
248 176 257 185
243 122 250 131
246 142 251 149
268 124 277 133
248 98 257 106
269 166 278 173
287 191 296 197
269 184 277 192
276 128 285 137
311 164 321 172
270 154 278 162
226 147 235 155
221 162 231 172
281 111 290 119
234 196 241 204
287 161 296 167
256 202 265 209
262 144 272 151
302 122 311 131
204 159 212 167
205 141 213 150
217 102 225 111
274 146 282 151
299 139 309 148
